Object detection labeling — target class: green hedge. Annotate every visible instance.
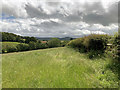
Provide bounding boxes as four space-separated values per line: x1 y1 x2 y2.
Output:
16 43 29 51
2 38 69 53
83 34 110 51
108 33 120 60
67 34 110 58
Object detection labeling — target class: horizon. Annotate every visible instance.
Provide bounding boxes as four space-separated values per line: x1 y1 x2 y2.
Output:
1 31 114 39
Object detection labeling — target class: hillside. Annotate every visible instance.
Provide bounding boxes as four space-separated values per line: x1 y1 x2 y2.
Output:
2 42 20 49
2 47 119 88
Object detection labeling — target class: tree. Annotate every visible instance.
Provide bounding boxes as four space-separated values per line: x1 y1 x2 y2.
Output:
16 44 29 51
28 41 37 50
25 37 37 43
47 38 61 48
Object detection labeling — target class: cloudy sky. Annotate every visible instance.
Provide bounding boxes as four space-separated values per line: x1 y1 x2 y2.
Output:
0 0 119 37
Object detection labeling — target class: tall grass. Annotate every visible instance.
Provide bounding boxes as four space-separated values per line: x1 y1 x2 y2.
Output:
2 47 119 88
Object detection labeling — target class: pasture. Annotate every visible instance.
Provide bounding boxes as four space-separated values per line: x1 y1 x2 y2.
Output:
2 47 119 88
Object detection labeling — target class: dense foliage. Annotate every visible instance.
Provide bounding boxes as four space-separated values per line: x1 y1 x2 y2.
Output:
47 38 61 48
24 37 37 43
112 34 120 60
2 42 20 53
67 34 110 58
1 32 69 53
1 32 37 44
16 43 30 51
1 32 23 42
106 33 120 61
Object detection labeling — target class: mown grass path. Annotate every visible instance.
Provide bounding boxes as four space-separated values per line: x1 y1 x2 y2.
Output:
2 47 118 88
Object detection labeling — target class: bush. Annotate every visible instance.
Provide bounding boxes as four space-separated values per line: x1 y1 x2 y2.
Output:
47 38 61 48
8 47 17 52
16 43 29 51
61 41 69 47
108 33 120 60
36 42 48 49
67 34 110 58
28 41 37 50
67 38 85 48
2 47 17 53
87 50 103 59
83 34 110 52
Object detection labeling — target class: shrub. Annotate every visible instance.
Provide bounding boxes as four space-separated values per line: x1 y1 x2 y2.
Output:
8 47 17 52
83 34 110 52
67 34 110 58
61 41 69 47
16 43 29 51
67 38 84 48
28 41 37 50
36 42 48 49
47 38 61 48
87 50 103 59
3 46 17 53
108 33 120 60
2 49 5 53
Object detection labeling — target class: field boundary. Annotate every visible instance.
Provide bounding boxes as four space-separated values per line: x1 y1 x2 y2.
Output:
2 47 65 55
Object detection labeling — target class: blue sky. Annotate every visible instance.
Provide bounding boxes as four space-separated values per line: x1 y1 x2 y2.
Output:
2 14 15 20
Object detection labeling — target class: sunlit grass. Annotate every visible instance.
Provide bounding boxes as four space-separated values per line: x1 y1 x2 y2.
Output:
2 47 119 88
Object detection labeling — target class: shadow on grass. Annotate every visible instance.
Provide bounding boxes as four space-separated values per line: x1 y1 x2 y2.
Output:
106 59 120 86
109 60 120 79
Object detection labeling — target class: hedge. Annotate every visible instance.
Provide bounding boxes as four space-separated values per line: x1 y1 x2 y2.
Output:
67 34 110 58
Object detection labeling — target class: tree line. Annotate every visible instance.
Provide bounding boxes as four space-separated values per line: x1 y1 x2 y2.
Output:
1 32 38 43
1 32 69 53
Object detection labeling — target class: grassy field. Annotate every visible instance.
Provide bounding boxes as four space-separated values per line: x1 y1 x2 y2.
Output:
2 47 119 88
2 42 20 50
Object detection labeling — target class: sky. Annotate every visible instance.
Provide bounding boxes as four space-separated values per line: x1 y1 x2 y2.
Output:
0 0 119 37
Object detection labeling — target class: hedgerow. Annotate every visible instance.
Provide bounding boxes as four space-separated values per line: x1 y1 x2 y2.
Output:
67 34 110 58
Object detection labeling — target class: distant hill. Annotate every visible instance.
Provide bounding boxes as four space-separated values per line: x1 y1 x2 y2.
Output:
36 37 76 40
1 32 86 41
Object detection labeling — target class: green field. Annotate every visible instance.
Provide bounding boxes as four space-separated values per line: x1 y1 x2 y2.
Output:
2 42 20 49
2 47 119 88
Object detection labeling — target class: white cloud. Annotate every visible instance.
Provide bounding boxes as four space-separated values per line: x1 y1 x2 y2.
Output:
1 0 119 37
1 17 118 37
